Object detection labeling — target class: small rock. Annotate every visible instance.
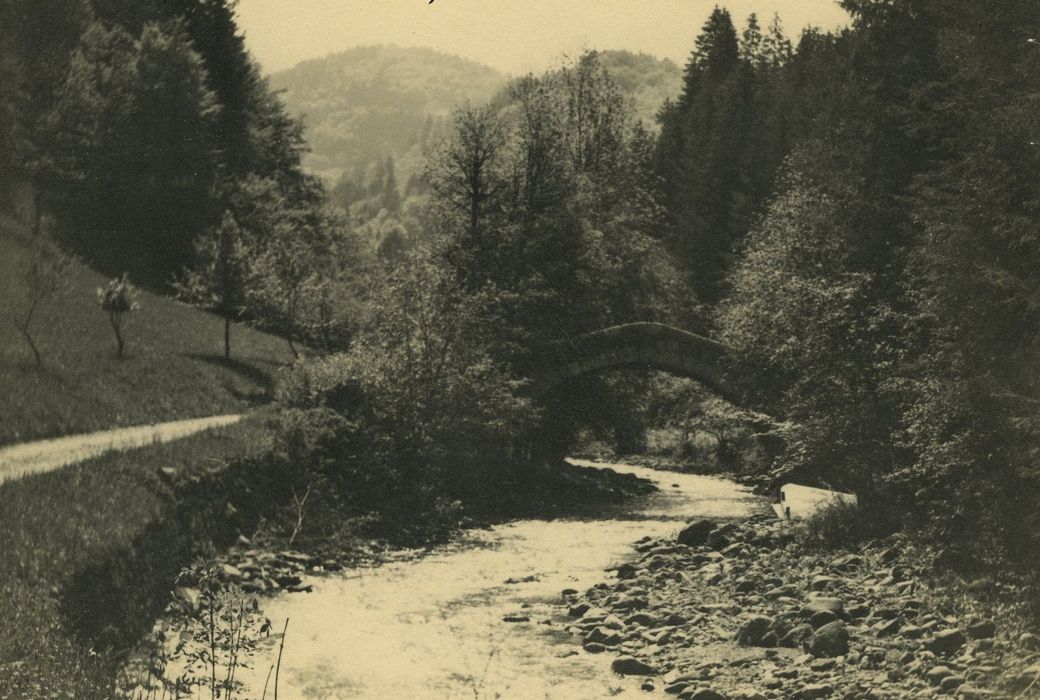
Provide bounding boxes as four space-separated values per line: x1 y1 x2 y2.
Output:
615 563 639 579
721 542 747 558
764 584 800 599
688 690 727 700
585 626 622 646
502 614 529 623
730 691 766 700
900 624 924 639
830 554 862 571
926 666 954 685
926 629 966 655
1019 632 1040 650
779 623 814 648
794 684 834 699
734 578 758 594
801 597 845 619
707 523 739 549
846 603 870 619
809 575 838 591
807 620 849 658
641 679 656 692
966 620 996 639
809 610 839 629
876 619 901 637
678 519 716 547
220 563 243 579
612 655 656 675
736 616 772 647
809 658 836 672
583 641 607 653
940 675 965 692
627 613 655 627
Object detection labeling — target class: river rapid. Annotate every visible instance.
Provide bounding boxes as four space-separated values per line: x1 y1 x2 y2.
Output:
230 460 760 699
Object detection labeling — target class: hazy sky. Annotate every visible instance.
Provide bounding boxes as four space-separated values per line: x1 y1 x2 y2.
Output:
236 1 851 76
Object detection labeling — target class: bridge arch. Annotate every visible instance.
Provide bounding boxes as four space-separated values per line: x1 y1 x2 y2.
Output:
526 322 743 405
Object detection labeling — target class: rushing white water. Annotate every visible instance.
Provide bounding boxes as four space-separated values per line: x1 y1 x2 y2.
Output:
234 461 760 699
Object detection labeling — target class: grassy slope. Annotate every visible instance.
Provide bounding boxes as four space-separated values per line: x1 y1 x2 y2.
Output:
0 215 294 444
0 417 271 699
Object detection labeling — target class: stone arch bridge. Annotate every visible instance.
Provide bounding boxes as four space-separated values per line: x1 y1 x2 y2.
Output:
525 322 742 405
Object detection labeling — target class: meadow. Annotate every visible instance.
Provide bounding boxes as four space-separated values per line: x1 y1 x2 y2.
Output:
0 215 293 445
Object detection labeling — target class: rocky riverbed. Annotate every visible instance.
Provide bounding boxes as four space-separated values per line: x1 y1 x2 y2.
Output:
560 514 1040 699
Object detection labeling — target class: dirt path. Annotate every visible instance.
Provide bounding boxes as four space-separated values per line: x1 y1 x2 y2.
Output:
0 414 243 483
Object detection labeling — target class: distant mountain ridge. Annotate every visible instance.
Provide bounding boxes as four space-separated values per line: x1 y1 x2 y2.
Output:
269 45 683 186
269 45 506 183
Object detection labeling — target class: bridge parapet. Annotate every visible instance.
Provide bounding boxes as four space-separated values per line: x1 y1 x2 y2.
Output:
525 322 743 404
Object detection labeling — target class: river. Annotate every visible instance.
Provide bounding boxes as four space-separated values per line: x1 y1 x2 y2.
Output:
230 460 761 699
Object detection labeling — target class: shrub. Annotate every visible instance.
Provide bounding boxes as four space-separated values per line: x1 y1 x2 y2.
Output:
795 498 902 551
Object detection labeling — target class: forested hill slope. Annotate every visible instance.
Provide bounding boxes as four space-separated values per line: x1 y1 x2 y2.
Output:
269 45 506 184
269 46 682 187
596 50 682 127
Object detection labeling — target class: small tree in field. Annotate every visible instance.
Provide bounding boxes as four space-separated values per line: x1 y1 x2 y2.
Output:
96 273 139 358
178 211 250 359
12 235 70 367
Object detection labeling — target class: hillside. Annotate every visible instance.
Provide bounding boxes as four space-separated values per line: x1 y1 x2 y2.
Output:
269 45 507 184
0 216 294 444
597 50 682 127
269 46 682 188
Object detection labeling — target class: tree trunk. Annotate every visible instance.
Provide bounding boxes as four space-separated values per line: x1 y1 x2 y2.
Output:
224 315 231 359
286 295 299 359
110 312 125 358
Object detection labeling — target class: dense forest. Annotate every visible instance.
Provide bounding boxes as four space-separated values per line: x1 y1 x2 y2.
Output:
4 0 1040 570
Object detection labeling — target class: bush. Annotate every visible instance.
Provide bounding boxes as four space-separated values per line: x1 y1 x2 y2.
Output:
795 498 902 551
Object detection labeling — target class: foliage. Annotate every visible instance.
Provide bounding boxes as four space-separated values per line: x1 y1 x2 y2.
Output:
97 273 140 358
698 0 1040 565
430 52 688 359
285 250 537 462
43 19 221 280
177 212 253 359
795 499 901 552
152 562 271 700
717 167 903 492
654 7 790 304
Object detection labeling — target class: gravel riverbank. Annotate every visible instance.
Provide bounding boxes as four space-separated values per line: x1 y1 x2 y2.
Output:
559 514 1040 699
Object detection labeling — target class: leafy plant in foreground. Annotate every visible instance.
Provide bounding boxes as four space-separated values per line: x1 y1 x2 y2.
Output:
127 561 283 700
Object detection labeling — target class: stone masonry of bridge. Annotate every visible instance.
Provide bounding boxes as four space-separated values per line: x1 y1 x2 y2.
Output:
526 322 743 405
